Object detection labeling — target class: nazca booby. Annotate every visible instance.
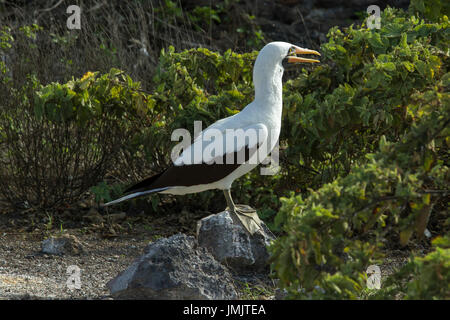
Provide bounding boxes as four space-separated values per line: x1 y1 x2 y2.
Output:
104 42 320 235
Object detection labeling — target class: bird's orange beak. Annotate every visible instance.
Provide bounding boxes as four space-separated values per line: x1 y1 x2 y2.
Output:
287 47 321 64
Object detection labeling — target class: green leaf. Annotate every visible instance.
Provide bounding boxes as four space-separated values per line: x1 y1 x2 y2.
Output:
402 61 415 72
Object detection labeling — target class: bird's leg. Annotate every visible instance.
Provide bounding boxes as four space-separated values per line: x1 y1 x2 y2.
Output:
223 189 263 235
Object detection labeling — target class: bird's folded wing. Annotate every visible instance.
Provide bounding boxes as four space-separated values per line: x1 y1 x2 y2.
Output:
174 123 268 166
103 123 269 205
120 123 268 195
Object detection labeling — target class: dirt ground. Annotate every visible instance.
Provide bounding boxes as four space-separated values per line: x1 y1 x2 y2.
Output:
0 198 183 299
0 199 416 300
0 231 147 299
0 200 277 300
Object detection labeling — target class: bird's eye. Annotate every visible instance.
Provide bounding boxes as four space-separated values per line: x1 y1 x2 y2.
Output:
288 47 296 55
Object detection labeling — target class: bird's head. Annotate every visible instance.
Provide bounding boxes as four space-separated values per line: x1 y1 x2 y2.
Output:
253 42 320 100
254 41 320 73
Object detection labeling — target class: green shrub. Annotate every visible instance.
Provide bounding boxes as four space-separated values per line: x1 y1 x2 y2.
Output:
270 5 449 299
0 63 153 208
410 0 450 22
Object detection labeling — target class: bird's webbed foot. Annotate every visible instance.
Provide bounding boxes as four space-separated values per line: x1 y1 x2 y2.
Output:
227 204 263 235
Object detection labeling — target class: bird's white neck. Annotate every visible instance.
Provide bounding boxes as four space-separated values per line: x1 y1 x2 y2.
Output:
253 62 284 105
250 61 284 128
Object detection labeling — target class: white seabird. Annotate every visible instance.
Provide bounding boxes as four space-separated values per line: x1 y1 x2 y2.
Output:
104 42 320 234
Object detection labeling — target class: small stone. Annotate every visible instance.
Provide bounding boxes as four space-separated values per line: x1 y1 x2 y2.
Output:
106 233 237 300
41 234 84 255
197 210 276 273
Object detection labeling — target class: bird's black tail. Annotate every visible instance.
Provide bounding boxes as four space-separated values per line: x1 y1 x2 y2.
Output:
102 170 169 207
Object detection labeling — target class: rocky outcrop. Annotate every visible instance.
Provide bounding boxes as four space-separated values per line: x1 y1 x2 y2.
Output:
197 210 275 273
106 233 238 300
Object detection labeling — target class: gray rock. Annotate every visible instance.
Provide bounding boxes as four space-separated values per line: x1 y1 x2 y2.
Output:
106 233 238 300
41 234 84 255
197 210 276 273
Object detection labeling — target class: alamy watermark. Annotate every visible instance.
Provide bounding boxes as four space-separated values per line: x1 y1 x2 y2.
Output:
367 5 381 30
366 265 381 289
66 265 81 290
67 5 81 30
